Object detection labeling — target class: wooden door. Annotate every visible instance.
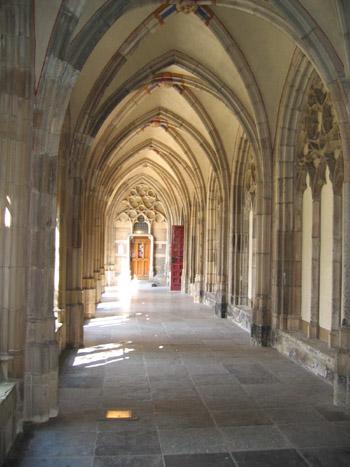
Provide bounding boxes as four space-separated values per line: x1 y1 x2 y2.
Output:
171 226 184 291
130 237 150 279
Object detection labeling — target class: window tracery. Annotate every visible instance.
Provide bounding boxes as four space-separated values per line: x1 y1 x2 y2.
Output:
116 184 167 224
296 75 343 196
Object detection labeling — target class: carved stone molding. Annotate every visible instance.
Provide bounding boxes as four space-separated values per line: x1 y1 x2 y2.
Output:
116 184 167 224
245 153 257 206
296 75 343 196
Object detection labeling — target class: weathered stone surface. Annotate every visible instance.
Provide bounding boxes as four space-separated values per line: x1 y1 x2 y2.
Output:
0 383 17 466
272 329 336 383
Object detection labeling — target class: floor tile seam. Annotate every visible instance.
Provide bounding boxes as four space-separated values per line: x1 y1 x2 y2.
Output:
229 448 313 466
160 320 171 341
142 343 164 463
294 448 316 467
7 454 95 459
272 420 348 430
292 439 350 449
228 451 240 466
267 415 330 426
221 372 261 408
222 445 300 454
186 368 233 447
270 424 342 456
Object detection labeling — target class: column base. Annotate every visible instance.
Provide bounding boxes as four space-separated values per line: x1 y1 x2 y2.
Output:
215 301 227 318
334 349 350 408
193 275 203 304
214 275 228 318
82 289 96 319
338 326 350 350
307 321 319 339
251 323 271 346
23 340 58 422
100 270 106 289
106 268 117 286
66 303 84 348
95 278 102 303
227 304 252 333
181 272 187 294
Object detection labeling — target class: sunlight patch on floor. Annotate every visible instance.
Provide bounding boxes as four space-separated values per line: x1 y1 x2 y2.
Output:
73 342 135 368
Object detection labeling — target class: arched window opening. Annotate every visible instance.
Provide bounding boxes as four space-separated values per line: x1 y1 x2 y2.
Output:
248 207 254 302
54 219 60 317
301 176 312 328
133 215 149 234
319 168 334 338
4 195 12 228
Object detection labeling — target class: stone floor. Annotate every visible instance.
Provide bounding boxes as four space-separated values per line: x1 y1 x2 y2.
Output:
5 283 350 466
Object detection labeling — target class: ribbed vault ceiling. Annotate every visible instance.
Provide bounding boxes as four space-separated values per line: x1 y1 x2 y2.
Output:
41 0 340 222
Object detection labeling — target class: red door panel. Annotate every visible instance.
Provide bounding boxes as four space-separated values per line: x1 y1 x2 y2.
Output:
171 225 184 291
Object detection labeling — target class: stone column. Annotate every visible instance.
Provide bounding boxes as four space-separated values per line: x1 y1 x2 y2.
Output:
185 204 195 293
231 185 241 306
105 220 117 285
148 234 155 280
193 203 205 303
334 180 350 406
23 0 85 421
65 177 84 348
24 151 59 422
340 181 350 333
205 225 215 293
272 152 300 331
251 181 272 346
308 195 321 338
82 192 97 318
93 197 104 303
330 190 342 347
215 188 229 318
0 0 33 382
215 275 228 318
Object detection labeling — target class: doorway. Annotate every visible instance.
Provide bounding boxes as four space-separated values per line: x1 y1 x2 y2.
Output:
130 236 151 279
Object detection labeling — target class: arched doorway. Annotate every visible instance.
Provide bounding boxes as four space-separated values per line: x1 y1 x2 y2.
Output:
128 215 154 280
130 235 151 280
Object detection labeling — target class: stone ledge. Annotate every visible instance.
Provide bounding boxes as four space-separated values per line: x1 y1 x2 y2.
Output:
203 292 216 308
227 304 252 333
272 329 336 384
0 382 17 466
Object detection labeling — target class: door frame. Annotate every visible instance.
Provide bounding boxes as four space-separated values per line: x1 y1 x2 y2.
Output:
128 234 154 280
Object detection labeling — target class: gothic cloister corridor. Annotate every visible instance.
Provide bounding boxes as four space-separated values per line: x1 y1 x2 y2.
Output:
3 1 350 465
5 282 350 466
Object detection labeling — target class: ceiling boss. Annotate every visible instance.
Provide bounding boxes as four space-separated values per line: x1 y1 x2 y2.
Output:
176 0 198 14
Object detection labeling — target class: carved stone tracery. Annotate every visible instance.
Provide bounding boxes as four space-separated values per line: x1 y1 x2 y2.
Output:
296 75 344 196
116 184 167 224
